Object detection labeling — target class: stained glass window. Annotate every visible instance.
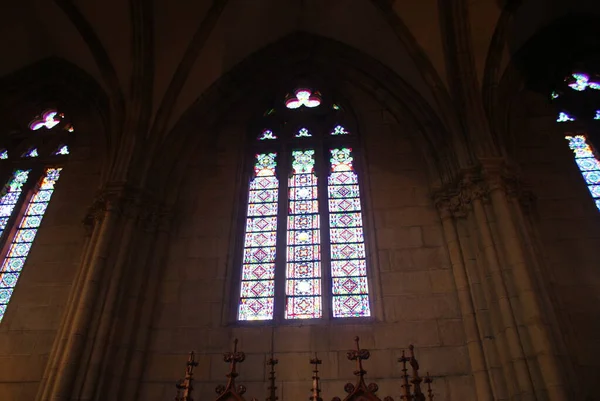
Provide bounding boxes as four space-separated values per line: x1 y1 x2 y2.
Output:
285 150 322 319
328 148 370 317
0 170 30 239
566 135 600 211
0 168 62 322
238 88 371 322
238 153 279 321
0 109 71 323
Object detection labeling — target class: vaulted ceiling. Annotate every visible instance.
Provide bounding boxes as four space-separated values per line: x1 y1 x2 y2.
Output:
1 0 598 135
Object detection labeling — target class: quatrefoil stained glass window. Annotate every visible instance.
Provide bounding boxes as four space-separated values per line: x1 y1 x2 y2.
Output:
238 89 371 321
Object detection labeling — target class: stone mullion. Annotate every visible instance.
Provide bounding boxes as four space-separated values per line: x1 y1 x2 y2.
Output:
35 218 101 401
48 199 121 401
437 205 494 401
485 178 569 401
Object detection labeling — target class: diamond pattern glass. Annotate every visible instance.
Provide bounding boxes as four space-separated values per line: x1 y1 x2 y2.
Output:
285 150 322 319
238 153 279 321
0 168 61 322
566 135 600 211
328 148 371 317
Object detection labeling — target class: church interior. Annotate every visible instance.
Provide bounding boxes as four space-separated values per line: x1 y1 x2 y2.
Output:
0 1 599 400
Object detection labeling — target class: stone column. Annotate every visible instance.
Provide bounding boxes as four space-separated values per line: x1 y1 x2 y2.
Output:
434 163 571 401
35 184 169 401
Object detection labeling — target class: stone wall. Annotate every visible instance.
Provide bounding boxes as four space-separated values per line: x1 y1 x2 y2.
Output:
509 90 600 398
140 87 475 401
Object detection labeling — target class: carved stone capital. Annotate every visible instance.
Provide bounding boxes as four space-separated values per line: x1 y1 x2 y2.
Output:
433 160 536 218
82 183 168 231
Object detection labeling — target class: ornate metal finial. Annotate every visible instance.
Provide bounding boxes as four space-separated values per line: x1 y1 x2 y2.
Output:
347 336 370 385
398 350 412 400
174 351 199 401
424 373 434 401
221 338 245 394
266 354 278 401
409 345 425 401
309 354 323 401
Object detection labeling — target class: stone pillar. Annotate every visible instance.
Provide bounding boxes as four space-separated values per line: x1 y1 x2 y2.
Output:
35 184 169 401
434 162 571 401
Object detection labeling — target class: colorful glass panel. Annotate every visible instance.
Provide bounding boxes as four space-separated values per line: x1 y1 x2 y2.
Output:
0 150 7 160
238 153 279 321
331 125 348 136
296 128 312 138
55 145 70 155
285 89 321 109
557 112 575 123
30 110 61 130
566 135 600 211
285 150 321 319
259 130 277 140
24 148 39 158
0 168 61 322
328 148 370 317
0 170 30 235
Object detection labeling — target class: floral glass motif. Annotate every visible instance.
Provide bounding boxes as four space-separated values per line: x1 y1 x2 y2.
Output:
331 125 348 136
285 150 322 319
567 73 600 92
296 128 312 138
238 153 279 321
0 168 62 322
566 135 600 211
557 112 575 123
285 89 321 109
24 148 39 158
30 110 62 130
55 145 69 155
259 130 277 141
328 148 371 317
0 150 7 160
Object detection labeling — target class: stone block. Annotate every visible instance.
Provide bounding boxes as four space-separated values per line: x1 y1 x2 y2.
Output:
430 269 456 293
232 326 273 353
380 271 432 295
447 374 477 400
373 321 440 349
438 319 466 346
277 352 313 381
236 352 266 381
274 326 311 352
422 224 444 247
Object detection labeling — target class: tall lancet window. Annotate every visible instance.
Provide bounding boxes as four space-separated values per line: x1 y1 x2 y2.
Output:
236 89 372 322
0 109 73 322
